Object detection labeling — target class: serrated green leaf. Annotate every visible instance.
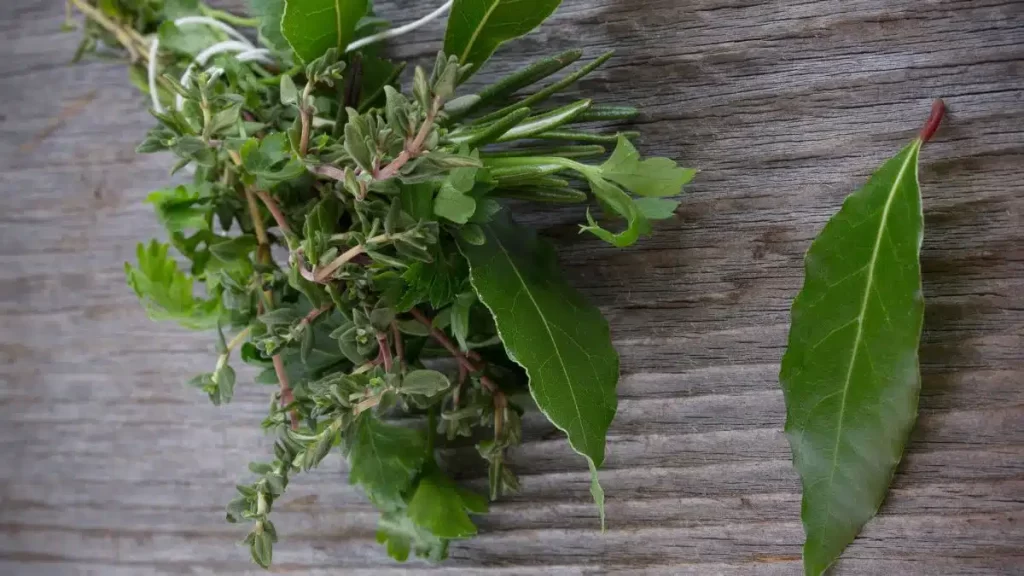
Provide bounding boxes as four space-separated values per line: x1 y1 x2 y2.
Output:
634 197 679 220
459 211 616 513
407 470 481 539
444 0 563 77
145 184 211 233
347 413 426 507
600 135 696 197
281 0 368 63
781 140 925 576
125 240 222 330
376 510 448 562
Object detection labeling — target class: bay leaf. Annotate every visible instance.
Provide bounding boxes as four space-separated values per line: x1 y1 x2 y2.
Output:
281 0 368 63
781 138 928 575
443 0 563 77
459 210 617 525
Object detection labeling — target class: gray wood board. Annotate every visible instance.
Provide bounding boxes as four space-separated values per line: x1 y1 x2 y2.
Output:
1 0 1022 574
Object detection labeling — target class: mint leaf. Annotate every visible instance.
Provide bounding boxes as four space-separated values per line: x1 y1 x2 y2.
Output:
125 240 222 329
781 140 926 575
407 470 487 539
281 0 368 63
346 413 426 507
459 211 617 520
444 0 563 77
600 135 696 197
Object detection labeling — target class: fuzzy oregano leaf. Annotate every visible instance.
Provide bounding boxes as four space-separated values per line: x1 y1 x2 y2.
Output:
459 210 617 527
781 102 944 576
444 0 563 77
281 0 368 62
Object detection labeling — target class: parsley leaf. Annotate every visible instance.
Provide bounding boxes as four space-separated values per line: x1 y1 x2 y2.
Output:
346 413 426 508
407 470 488 539
600 135 696 197
125 240 222 329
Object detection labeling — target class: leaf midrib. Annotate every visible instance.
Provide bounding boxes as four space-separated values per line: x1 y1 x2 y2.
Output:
334 0 343 50
488 228 591 458
822 141 919 520
459 0 502 64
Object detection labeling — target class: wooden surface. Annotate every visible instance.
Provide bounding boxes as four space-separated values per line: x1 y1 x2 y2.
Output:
2 0 1023 574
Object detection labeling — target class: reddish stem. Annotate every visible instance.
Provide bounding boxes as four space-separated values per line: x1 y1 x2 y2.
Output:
919 99 946 144
255 190 293 234
391 321 406 372
376 332 393 373
408 308 501 395
272 355 299 429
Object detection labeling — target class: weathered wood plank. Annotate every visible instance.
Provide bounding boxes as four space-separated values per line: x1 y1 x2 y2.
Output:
1 0 1022 574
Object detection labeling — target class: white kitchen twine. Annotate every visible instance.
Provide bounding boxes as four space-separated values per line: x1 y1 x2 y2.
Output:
147 1 454 114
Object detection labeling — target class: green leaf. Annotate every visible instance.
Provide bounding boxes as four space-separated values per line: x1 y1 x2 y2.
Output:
249 0 290 54
407 470 483 539
281 0 368 63
376 510 448 562
582 176 647 248
634 197 679 220
780 140 925 576
125 240 221 330
399 182 435 221
434 157 479 223
600 135 696 197
400 369 451 396
346 413 426 507
157 21 221 57
459 211 617 504
443 0 563 77
145 184 211 232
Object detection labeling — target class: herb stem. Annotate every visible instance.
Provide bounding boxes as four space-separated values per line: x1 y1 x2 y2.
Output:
299 82 314 157
391 321 406 372
255 190 293 235
69 0 148 62
374 96 441 181
376 332 393 372
198 3 260 28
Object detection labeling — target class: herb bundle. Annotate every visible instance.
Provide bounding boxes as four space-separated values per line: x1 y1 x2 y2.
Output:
68 0 694 567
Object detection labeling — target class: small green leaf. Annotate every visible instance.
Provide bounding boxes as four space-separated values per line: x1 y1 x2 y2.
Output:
145 184 211 232
496 99 591 142
781 140 926 576
279 74 298 105
450 292 475 350
600 135 696 197
282 0 369 63
433 154 480 224
400 369 451 396
407 470 480 539
347 413 426 506
459 211 617 513
125 240 222 330
444 0 563 77
582 176 647 248
376 511 448 562
249 0 290 53
399 182 436 221
634 197 680 220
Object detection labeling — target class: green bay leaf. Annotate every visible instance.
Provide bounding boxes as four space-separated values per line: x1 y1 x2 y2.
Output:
781 140 925 576
443 0 563 77
459 211 617 514
281 0 368 63
249 0 290 54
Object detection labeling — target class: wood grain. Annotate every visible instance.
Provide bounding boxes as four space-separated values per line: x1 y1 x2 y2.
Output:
1 0 1022 574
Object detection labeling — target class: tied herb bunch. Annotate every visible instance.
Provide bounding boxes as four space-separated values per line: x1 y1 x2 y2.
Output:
69 0 695 567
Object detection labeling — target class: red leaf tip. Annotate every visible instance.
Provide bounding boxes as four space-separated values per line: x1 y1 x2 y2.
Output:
919 99 946 144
